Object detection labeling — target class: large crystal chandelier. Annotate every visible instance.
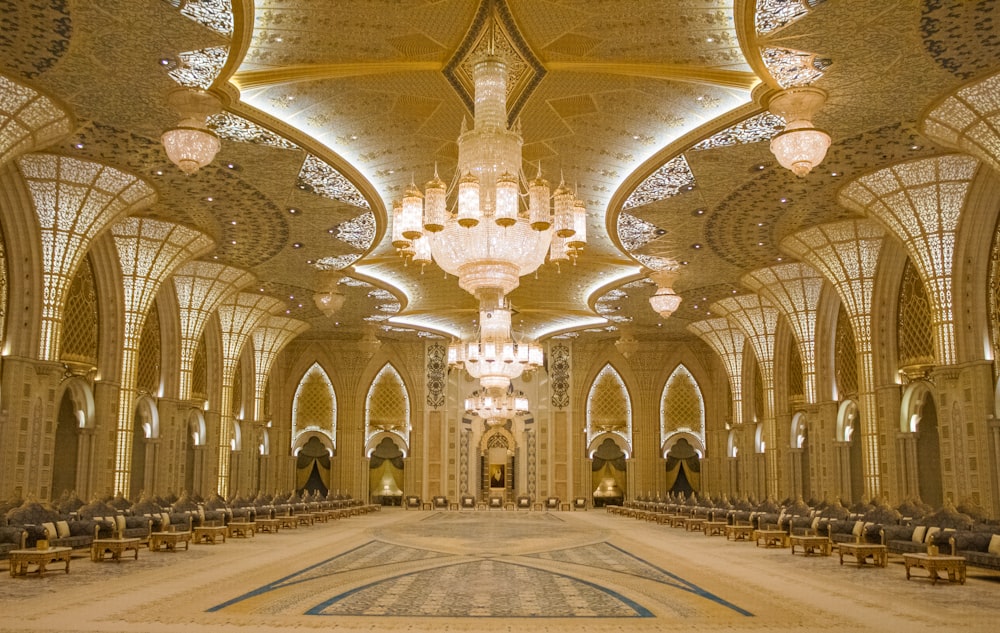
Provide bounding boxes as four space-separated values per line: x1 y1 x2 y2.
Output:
393 53 586 300
448 303 543 391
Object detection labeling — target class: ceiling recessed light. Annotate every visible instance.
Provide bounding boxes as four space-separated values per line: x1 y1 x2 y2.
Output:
205 196 214 202
731 289 738 294
757 222 765 227
159 58 171 66
259 288 265 292
691 243 701 249
632 134 640 140
230 240 236 245
693 208 705 216
285 309 291 314
212 255 218 260
306 259 314 264
292 242 302 248
680 261 689 265
756 164 766 171
153 169 164 176
706 36 715 43
297 304 303 308
693 305 699 309
779 197 788 203
350 134 358 140
910 144 921 150
830 171 840 177
73 142 84 149
230 220 237 225
289 295 295 300
274 36 283 43
758 242 765 246
776 257 783 261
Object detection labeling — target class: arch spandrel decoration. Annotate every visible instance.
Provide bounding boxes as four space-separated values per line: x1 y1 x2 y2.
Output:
660 364 705 455
834 304 858 398
365 363 410 452
291 362 336 450
586 363 632 453
897 259 936 371
59 254 98 369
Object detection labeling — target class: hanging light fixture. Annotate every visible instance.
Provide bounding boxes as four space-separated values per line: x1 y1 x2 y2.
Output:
648 269 682 318
392 53 586 301
312 269 345 317
464 386 530 426
767 87 831 177
448 303 543 391
161 88 222 175
615 328 640 358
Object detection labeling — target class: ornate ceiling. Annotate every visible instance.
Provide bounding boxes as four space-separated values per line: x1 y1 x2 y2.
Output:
2 0 996 347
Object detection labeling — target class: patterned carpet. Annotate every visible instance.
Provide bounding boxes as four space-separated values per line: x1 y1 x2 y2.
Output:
209 513 747 618
3 510 1000 632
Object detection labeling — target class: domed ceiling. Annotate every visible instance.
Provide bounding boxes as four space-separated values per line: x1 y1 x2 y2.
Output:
3 0 992 346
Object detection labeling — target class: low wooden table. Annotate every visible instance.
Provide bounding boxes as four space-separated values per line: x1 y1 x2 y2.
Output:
903 553 967 584
684 517 706 532
668 515 689 528
149 530 192 552
295 513 316 526
255 517 281 533
192 525 227 544
703 520 728 536
9 547 72 577
276 515 299 530
790 534 832 556
838 542 888 567
227 522 256 538
91 537 141 562
756 529 789 548
725 524 756 541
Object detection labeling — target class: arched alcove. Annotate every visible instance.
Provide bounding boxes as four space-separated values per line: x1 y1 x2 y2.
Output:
901 382 943 507
660 364 705 456
129 395 159 501
365 364 410 448
51 377 94 499
292 362 337 450
369 436 405 505
296 435 332 497
586 363 632 454
184 408 206 495
590 437 626 507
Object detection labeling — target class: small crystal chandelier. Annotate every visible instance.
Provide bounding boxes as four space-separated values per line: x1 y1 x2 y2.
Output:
161 88 222 175
615 329 640 359
448 303 543 391
464 387 530 426
648 269 682 318
392 53 586 300
312 269 345 317
767 87 831 177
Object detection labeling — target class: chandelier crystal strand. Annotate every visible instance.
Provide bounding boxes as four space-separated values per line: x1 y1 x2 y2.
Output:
447 304 543 391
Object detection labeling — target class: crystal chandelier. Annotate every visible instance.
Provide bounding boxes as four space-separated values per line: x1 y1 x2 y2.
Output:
767 87 831 177
393 53 586 300
161 88 222 175
312 270 345 317
464 387 530 426
648 269 682 318
448 303 543 391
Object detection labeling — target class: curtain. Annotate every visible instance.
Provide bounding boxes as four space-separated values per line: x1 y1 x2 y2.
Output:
665 454 700 491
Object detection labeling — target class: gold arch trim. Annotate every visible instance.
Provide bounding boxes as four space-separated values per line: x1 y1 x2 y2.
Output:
546 62 759 90
232 62 443 90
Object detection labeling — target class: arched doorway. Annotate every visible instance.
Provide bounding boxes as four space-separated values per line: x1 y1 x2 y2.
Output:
791 413 810 500
129 396 159 501
589 435 627 507
295 434 332 497
481 426 515 501
52 378 94 499
903 386 943 508
368 435 405 505
184 409 206 495
663 436 702 496
837 400 864 504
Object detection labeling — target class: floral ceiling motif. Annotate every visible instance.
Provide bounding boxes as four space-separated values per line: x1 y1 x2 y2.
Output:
691 113 785 151
178 0 234 38
621 155 696 211
298 154 370 209
208 112 300 150
170 46 230 89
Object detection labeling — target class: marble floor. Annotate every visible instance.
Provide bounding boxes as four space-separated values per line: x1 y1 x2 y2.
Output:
1 508 998 632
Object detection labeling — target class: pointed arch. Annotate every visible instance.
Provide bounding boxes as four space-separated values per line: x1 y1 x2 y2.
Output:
291 362 337 450
586 363 632 453
365 363 411 452
660 363 705 454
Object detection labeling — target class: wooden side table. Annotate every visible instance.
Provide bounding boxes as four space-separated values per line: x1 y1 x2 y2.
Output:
9 547 72 577
703 520 728 536
149 530 192 552
255 517 281 533
684 517 706 532
838 542 887 567
725 524 755 541
91 537 141 562
192 525 228 544
790 534 832 556
903 553 967 584
755 529 789 548
227 522 256 538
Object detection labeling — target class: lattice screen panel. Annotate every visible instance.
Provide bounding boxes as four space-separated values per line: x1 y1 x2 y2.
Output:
19 154 156 361
0 74 72 165
923 70 1000 173
192 335 207 400
835 304 858 397
660 364 704 441
897 259 935 368
292 363 336 444
231 357 244 418
586 364 632 449
252 316 309 421
135 301 161 395
173 261 254 400
839 155 978 365
788 341 804 401
60 255 98 367
365 364 409 444
687 318 746 425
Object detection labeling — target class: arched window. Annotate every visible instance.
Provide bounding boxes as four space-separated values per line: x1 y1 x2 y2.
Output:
586 364 632 452
660 364 705 453
365 364 410 449
291 363 336 449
